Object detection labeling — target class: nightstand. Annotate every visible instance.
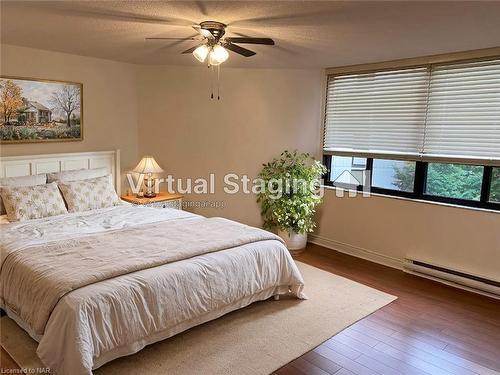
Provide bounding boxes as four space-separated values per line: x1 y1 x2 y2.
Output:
121 192 183 210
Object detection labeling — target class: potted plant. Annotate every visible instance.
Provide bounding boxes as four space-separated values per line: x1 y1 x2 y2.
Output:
257 150 327 254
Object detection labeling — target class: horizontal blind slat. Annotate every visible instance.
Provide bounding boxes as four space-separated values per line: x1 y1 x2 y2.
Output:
324 59 500 160
324 67 429 154
424 59 500 159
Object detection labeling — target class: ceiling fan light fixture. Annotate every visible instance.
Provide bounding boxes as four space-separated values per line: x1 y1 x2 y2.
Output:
192 44 209 62
208 44 229 66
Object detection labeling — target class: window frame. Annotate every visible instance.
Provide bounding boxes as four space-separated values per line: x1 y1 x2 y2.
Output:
323 154 500 211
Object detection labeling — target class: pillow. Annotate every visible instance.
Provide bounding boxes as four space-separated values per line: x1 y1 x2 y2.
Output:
58 175 120 213
0 182 67 222
0 174 47 215
47 167 109 183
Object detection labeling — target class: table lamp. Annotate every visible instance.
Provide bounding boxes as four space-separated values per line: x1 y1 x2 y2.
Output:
133 156 164 198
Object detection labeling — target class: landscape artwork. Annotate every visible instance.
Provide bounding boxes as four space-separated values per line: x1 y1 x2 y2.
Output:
0 77 82 143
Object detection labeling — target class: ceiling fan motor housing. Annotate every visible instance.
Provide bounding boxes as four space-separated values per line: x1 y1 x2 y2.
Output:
200 21 226 40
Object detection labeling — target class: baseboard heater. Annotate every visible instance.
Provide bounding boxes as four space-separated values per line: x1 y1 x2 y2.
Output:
404 259 500 298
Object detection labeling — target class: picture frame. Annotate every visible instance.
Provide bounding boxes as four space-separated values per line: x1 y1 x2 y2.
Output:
0 76 83 144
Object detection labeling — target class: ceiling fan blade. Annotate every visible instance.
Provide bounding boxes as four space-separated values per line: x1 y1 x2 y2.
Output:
224 43 256 57
181 45 203 54
224 37 275 45
192 25 215 40
146 37 199 41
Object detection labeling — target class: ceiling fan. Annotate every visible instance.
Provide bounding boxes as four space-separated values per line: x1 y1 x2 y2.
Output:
146 20 275 66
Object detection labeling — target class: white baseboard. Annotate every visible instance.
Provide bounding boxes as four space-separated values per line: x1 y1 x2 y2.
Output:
308 234 403 270
308 235 499 300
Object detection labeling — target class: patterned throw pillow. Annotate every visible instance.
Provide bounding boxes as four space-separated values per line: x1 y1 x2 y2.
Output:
0 174 47 215
0 182 68 222
58 175 120 213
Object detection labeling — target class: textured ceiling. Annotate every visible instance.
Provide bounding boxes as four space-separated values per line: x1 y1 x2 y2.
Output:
2 1 500 68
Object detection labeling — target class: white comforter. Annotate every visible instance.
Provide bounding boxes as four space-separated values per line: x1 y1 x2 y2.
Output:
0 205 305 375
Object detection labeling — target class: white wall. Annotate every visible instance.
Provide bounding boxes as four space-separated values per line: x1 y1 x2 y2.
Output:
137 65 324 226
0 44 139 187
314 190 500 282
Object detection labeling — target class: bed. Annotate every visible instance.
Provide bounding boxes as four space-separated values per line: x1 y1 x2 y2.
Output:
0 151 306 375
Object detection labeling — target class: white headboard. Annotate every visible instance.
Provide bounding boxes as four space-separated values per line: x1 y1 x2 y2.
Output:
0 150 121 195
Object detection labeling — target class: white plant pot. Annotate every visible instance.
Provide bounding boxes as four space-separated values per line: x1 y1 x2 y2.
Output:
277 229 307 254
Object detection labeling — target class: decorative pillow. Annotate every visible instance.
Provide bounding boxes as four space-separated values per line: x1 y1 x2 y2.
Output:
58 175 120 213
47 167 109 183
0 174 47 215
0 182 67 222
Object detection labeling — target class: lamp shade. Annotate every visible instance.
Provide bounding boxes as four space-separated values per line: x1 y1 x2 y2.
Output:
208 44 229 66
193 45 209 62
133 156 164 174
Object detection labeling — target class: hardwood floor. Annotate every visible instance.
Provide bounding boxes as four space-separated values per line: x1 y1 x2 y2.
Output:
2 243 499 374
277 244 500 375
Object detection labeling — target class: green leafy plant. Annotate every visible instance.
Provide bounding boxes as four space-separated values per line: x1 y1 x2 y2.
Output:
257 150 327 234
394 162 484 200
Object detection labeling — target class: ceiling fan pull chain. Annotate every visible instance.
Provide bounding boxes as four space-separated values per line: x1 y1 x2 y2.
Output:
210 65 214 99
217 65 221 100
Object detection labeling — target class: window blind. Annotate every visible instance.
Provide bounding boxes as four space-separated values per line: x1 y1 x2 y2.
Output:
324 59 500 162
424 59 500 159
324 68 430 156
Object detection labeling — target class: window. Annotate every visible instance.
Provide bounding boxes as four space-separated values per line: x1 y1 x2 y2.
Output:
327 156 367 189
425 163 483 201
324 156 499 209
372 159 416 192
323 54 500 210
490 168 500 203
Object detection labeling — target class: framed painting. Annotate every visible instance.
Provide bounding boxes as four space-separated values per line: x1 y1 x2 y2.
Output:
0 76 83 144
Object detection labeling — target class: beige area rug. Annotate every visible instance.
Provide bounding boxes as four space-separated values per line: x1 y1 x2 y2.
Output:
1 261 396 374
